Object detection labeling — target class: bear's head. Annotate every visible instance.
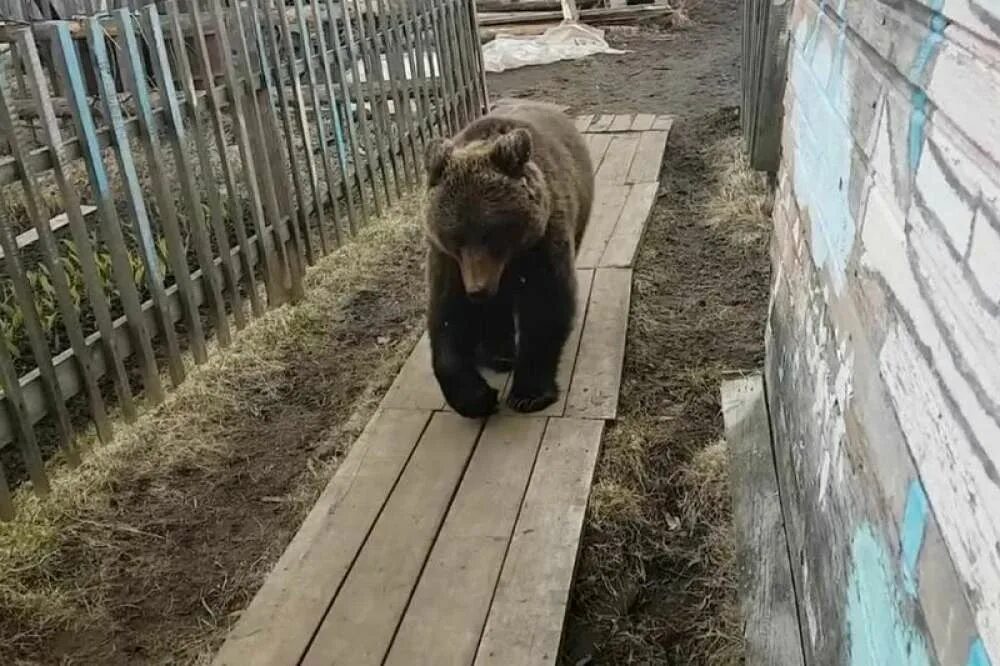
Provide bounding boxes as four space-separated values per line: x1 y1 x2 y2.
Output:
423 127 552 302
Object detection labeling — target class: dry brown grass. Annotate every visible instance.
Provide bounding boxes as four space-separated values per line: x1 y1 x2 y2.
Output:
0 191 430 664
562 108 770 665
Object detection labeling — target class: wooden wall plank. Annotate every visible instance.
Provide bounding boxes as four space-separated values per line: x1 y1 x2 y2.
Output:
600 181 659 268
384 415 548 665
475 416 604 666
565 267 632 420
576 184 629 269
212 409 431 666
722 375 805 666
302 412 483 666
626 129 670 184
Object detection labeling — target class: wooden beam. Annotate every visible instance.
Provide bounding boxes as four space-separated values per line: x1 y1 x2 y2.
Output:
477 3 671 26
721 375 806 666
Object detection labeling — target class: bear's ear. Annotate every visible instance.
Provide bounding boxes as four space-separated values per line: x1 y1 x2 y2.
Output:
490 128 532 177
425 138 453 187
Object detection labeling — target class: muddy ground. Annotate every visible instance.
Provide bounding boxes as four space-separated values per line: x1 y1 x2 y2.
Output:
0 0 770 663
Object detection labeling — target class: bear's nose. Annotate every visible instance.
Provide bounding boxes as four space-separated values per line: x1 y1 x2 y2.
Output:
467 288 492 303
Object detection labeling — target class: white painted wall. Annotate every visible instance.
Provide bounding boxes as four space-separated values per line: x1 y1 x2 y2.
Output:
766 0 1000 663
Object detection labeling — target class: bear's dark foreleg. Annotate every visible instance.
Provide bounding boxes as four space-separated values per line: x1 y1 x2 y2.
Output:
476 290 516 372
507 251 575 413
428 251 498 418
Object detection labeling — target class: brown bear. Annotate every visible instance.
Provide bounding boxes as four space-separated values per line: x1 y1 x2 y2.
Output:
423 102 594 417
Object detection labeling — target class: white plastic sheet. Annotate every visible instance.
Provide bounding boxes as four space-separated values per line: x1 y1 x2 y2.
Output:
482 22 627 73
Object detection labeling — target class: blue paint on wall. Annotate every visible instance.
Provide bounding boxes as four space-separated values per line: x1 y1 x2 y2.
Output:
847 523 931 666
969 638 993 666
790 12 855 293
907 3 948 173
900 479 929 597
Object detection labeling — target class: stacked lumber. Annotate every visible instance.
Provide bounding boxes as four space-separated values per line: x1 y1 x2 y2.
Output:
476 0 672 33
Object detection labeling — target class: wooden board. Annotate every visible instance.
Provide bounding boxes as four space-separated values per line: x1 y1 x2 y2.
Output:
600 182 659 268
652 114 674 131
608 113 633 132
595 133 640 185
576 184 629 269
574 113 594 132
384 415 548 666
588 113 614 132
565 267 632 420
212 409 431 666
302 412 483 665
475 417 605 665
586 133 613 174
630 113 655 131
627 129 670 184
381 332 447 410
722 375 805 666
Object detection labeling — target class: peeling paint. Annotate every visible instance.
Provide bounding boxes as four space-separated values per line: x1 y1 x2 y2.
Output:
847 523 931 666
900 480 929 598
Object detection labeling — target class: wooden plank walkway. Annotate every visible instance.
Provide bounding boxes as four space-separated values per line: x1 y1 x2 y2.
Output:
213 113 673 666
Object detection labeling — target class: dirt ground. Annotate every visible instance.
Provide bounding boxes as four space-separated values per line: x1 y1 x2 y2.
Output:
0 0 770 663
488 1 772 663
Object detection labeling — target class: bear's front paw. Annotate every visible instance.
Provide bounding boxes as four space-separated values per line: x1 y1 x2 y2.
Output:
444 379 498 419
507 377 558 413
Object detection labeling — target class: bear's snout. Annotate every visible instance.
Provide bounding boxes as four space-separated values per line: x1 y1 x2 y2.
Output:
459 247 504 302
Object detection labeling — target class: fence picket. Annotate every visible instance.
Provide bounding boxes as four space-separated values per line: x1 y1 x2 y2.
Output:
0 461 12 520
142 7 234 348
0 61 111 446
376 0 418 186
15 30 138 422
325 0 376 224
179 0 264 318
52 23 166 405
163 0 248 330
86 17 188 387
0 337 50 495
309 0 359 236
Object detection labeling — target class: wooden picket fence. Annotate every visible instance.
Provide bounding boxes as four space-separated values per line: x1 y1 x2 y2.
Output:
0 0 488 519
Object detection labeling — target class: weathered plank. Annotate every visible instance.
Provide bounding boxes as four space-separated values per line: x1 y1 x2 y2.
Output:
16 29 137 420
178 0 263 318
600 181 659 268
381 332 447 410
576 184 629 269
588 113 615 132
596 133 640 185
163 0 247 329
211 409 431 666
475 416 605 665
53 23 166 404
384 415 548 666
575 113 594 132
608 113 633 132
302 412 483 665
565 267 632 419
586 133 613 174
652 114 674 130
627 129 670 184
536 268 595 417
722 375 805 666
0 64 103 452
630 112 655 131
0 461 12 520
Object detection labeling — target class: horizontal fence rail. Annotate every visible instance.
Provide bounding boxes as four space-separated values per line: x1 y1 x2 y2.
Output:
0 0 488 519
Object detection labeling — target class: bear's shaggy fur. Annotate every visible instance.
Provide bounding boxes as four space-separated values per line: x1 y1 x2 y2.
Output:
423 102 594 417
